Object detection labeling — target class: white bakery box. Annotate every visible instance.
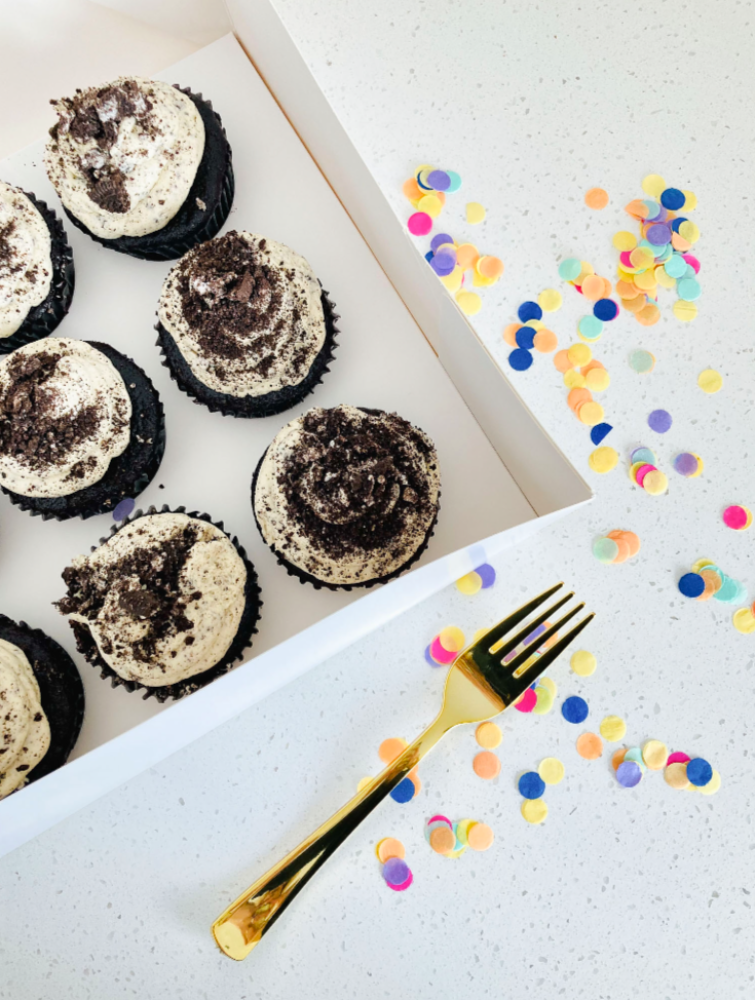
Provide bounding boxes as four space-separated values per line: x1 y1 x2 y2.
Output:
0 0 591 857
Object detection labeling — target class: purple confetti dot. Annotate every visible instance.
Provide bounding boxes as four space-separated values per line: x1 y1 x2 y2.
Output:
427 169 451 192
475 563 496 588
647 409 672 434
382 857 410 885
430 250 456 276
647 224 672 246
424 644 441 667
430 232 454 253
673 452 699 477
616 761 643 788
113 497 135 521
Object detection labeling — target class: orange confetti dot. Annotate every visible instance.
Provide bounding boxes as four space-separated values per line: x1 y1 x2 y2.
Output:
568 387 593 412
581 274 605 301
623 294 646 314
477 255 504 279
429 825 456 854
402 177 423 202
533 328 558 352
612 747 628 771
467 822 495 851
377 837 405 863
378 737 407 764
503 322 521 347
456 243 480 270
473 750 501 780
636 303 660 326
576 732 603 760
616 279 638 299
580 359 605 375
625 199 649 219
553 349 573 373
585 187 609 209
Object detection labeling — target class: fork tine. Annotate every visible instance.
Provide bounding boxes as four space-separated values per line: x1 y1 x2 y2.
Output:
476 583 564 651
490 591 574 658
507 613 595 702
507 602 585 676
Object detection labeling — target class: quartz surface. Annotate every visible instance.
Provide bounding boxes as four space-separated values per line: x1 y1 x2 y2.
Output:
1 1 754 998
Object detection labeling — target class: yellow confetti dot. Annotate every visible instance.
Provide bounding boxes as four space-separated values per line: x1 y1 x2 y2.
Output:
538 288 563 312
521 798 548 824
682 190 698 211
439 626 465 651
476 721 502 749
642 740 668 770
613 231 637 251
584 368 610 392
567 343 592 367
697 368 723 394
472 270 497 288
697 769 721 795
417 194 443 218
733 608 755 634
588 446 618 474
642 470 668 495
456 571 482 594
564 369 586 389
691 557 713 574
634 269 657 292
578 401 605 426
599 715 627 742
642 173 666 197
539 676 558 697
654 265 676 289
570 649 596 677
532 685 554 715
357 776 373 791
538 757 565 785
440 265 463 292
664 762 691 790
689 453 704 478
678 220 700 243
456 290 482 315
466 202 486 225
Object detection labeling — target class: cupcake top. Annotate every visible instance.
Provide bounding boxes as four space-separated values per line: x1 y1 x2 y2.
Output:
254 405 441 585
0 338 131 497
158 232 327 398
0 181 53 339
45 77 204 240
0 638 51 799
57 513 247 687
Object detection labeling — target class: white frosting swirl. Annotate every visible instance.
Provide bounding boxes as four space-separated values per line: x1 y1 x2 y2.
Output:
0 338 132 497
0 638 51 799
44 77 205 239
61 513 247 687
0 181 53 338
158 232 326 397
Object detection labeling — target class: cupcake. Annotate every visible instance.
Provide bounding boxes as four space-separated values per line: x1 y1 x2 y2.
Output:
0 180 75 353
44 77 233 261
0 614 84 799
55 507 262 702
156 231 338 417
252 405 441 589
0 337 165 520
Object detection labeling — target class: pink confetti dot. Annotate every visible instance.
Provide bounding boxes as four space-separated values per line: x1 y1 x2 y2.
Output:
682 254 700 274
429 636 456 664
723 505 748 530
667 751 691 765
407 212 433 236
514 687 537 713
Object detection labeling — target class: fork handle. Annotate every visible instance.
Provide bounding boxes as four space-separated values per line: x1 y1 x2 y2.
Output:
212 714 449 960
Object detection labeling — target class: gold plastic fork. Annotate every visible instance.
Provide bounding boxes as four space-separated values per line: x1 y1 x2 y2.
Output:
212 583 593 960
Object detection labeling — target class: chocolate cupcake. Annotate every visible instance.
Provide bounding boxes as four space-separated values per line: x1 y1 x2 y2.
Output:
0 615 84 799
252 405 441 590
56 506 261 702
156 232 338 417
45 77 233 261
0 337 165 520
0 180 75 353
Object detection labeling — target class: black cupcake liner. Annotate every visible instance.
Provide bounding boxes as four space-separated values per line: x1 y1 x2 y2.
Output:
0 191 75 354
63 504 262 703
61 86 233 262
250 409 440 591
2 340 165 521
155 286 340 418
0 614 84 792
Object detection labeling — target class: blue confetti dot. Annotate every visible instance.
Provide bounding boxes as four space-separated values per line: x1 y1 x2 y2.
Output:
515 326 536 350
593 298 618 321
113 497 135 522
686 758 713 787
424 250 435 263
508 348 533 371
518 771 546 799
590 422 613 446
660 187 685 211
561 696 589 724
475 563 496 588
390 777 415 803
416 170 433 191
670 217 687 233
517 301 542 323
678 573 705 598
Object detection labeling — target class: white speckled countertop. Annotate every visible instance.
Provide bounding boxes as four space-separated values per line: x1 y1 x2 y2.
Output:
1 1 754 997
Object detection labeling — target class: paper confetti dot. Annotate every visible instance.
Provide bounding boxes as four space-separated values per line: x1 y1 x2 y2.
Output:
377 838 405 863
417 194 443 218
532 685 554 715
538 757 565 785
570 650 596 677
467 822 494 851
466 202 486 225
439 626 465 652
590 423 613 446
518 301 543 324
508 348 533 371
698 770 721 796
408 212 433 236
616 761 643 788
667 751 691 766
642 470 668 495
562 696 589 724
513 687 538 713
576 732 603 760
642 174 666 198
533 328 558 352
520 798 548 825
686 758 713 787
456 571 482 595
585 187 609 210
679 573 705 598
390 778 416 804
612 748 628 771
648 409 672 433
382 857 411 887
379 737 408 764
476 563 496 588
518 771 546 799
641 740 668 770
664 762 691 789
589 446 619 474
613 231 637 251
429 637 455 664
723 505 751 531
578 315 604 341
427 169 451 191
733 608 755 634
475 722 502 749
578 401 605 427
558 258 582 281
456 290 482 315
599 715 627 742
473 751 501 780
697 369 723 394
515 326 536 350
673 299 697 322
629 349 655 374
593 298 618 321
429 826 456 854
593 537 619 563
673 452 699 477
537 288 563 312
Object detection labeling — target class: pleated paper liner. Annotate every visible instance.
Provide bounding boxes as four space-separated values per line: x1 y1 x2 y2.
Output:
61 86 234 262
64 505 262 703
250 430 441 592
2 341 165 521
0 614 85 788
156 286 340 418
0 193 75 355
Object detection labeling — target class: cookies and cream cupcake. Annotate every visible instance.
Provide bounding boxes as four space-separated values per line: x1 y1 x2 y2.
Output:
252 405 441 589
0 338 164 520
45 77 233 261
56 507 261 701
156 232 338 417
0 180 74 353
0 615 84 800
